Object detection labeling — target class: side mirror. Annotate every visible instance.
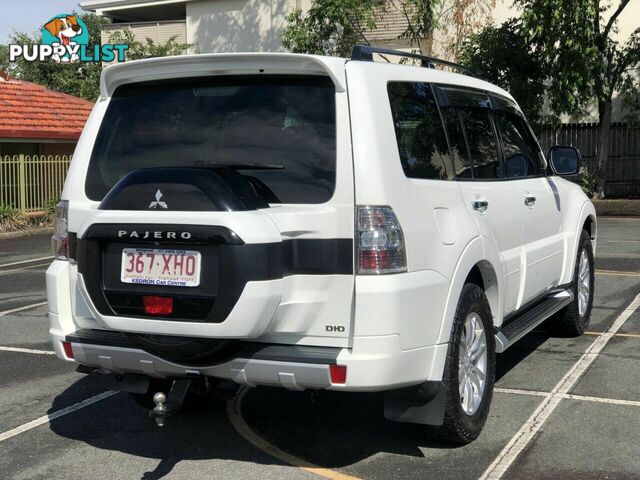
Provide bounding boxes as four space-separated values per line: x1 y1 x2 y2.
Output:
548 146 581 176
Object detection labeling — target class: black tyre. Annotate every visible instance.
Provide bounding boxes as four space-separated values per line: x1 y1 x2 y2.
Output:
433 283 496 444
548 229 594 336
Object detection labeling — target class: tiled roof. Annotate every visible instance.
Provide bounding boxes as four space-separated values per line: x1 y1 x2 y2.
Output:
0 77 94 140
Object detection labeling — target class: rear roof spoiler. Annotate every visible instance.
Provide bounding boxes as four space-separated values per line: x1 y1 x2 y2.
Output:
100 53 347 98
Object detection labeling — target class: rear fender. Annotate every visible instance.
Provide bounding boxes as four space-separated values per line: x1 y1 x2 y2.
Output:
436 236 503 344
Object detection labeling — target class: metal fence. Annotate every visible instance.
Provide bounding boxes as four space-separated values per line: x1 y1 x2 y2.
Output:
538 123 640 197
0 155 71 213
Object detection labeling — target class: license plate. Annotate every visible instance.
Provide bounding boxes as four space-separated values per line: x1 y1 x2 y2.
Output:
120 248 201 287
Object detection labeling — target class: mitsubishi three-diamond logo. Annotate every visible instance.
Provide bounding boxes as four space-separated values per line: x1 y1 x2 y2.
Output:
149 189 168 209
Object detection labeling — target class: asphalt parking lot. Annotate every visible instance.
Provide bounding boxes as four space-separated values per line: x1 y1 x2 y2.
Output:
1 218 639 480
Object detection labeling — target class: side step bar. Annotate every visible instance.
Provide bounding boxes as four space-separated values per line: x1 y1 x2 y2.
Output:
495 289 574 353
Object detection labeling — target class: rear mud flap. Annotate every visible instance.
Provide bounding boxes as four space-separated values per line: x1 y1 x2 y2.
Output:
384 381 446 425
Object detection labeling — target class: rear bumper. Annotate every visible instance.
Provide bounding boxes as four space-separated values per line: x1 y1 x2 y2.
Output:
51 326 448 392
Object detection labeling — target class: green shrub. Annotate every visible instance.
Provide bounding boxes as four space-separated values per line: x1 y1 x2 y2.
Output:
43 196 59 221
579 166 597 199
0 204 21 221
0 204 27 231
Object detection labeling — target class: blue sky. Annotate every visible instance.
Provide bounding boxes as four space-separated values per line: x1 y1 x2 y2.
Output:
1 1 85 43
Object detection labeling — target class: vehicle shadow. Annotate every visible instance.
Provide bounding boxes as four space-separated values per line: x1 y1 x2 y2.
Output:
495 330 552 383
47 326 559 478
47 375 468 479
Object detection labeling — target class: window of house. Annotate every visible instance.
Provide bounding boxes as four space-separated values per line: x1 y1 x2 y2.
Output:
387 82 452 180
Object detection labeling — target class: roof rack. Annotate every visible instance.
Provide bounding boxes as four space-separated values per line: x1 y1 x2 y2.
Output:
351 45 477 77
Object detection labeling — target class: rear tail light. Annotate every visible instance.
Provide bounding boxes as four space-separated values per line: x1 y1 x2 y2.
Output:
51 200 69 260
143 296 174 316
357 206 407 274
329 365 347 384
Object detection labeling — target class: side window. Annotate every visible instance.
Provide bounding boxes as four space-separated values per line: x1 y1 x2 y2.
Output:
387 82 452 180
459 108 503 179
494 111 544 178
440 108 472 178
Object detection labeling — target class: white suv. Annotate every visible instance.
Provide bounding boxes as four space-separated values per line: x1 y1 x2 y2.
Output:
47 46 596 443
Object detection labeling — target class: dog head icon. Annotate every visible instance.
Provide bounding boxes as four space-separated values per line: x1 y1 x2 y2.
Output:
43 16 83 45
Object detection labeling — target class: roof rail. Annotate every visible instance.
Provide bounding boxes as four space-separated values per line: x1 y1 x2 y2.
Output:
350 45 477 77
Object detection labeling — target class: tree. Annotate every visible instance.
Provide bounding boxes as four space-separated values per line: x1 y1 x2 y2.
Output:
433 0 496 60
105 29 191 61
515 0 640 198
458 19 546 127
1 13 192 101
1 13 109 100
282 0 440 57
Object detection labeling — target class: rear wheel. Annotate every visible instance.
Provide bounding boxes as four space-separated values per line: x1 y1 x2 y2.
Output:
548 229 594 336
432 283 496 444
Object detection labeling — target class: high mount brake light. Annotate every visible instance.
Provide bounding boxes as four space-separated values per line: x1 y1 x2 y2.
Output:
357 206 407 274
51 200 69 261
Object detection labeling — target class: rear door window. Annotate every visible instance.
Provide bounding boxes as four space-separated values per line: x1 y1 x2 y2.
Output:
436 87 503 180
460 109 503 179
86 76 336 204
494 111 544 178
387 82 452 180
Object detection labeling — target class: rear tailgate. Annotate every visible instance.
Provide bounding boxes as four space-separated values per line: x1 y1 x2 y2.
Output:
63 54 355 349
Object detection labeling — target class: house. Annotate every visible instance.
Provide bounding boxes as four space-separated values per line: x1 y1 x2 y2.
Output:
0 72 94 157
79 0 424 54
80 0 308 54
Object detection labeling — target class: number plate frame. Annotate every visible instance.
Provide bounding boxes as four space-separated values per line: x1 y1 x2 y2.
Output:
120 248 201 287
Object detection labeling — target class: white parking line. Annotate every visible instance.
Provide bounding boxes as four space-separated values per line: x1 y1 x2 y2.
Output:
0 256 53 268
0 301 47 317
496 387 640 408
481 293 640 480
0 346 55 356
0 391 118 443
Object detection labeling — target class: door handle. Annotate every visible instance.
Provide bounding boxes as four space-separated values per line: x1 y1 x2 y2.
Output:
472 200 489 212
524 195 536 207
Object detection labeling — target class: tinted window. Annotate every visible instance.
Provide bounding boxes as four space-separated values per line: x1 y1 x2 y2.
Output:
494 111 544 178
387 82 452 180
86 76 336 204
439 88 492 109
459 109 502 179
440 108 472 178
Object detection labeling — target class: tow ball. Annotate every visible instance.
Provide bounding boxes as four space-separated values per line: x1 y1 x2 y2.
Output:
150 379 192 427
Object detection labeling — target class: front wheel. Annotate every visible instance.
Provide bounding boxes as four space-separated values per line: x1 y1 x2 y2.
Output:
431 283 496 444
548 229 594 336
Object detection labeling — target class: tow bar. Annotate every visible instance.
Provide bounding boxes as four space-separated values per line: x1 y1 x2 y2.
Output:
150 379 192 427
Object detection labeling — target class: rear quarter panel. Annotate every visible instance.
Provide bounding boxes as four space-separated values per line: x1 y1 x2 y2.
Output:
346 61 485 349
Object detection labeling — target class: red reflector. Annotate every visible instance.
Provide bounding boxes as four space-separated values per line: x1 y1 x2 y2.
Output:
61 341 74 359
143 296 174 316
359 249 390 271
330 365 347 384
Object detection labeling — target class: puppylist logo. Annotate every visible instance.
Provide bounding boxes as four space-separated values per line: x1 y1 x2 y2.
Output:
9 14 128 63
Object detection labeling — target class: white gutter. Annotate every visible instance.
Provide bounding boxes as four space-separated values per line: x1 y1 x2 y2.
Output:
79 0 190 13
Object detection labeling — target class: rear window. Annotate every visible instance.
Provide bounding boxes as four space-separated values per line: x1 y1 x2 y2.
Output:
86 76 337 204
387 82 452 180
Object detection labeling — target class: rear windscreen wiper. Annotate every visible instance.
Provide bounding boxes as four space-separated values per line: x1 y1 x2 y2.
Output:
193 162 285 170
